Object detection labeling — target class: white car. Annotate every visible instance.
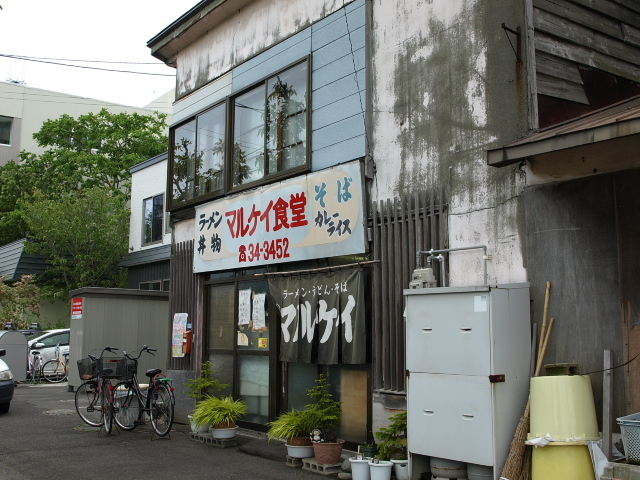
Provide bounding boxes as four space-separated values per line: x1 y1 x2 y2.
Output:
27 329 70 372
0 350 14 413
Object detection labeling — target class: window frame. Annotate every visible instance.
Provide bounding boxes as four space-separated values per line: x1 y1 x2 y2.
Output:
167 56 311 212
0 116 13 147
142 193 165 246
227 57 311 194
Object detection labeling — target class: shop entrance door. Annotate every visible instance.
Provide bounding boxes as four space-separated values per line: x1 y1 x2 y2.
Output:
206 279 277 427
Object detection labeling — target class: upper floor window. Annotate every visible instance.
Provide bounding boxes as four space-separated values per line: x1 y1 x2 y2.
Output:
171 103 226 208
233 60 308 188
168 59 309 210
143 193 164 245
0 116 13 146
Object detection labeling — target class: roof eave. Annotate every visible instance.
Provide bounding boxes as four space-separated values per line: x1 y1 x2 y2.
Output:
487 117 640 167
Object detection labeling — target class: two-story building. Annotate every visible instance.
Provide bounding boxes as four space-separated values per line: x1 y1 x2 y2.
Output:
147 0 640 463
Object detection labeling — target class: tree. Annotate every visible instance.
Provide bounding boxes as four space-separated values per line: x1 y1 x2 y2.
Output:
0 275 41 330
0 108 167 245
19 188 130 300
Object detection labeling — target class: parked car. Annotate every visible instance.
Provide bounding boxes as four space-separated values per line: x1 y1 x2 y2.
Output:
27 329 70 373
0 349 14 413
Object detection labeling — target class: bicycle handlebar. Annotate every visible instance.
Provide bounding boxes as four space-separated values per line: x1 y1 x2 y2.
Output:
123 345 156 360
87 346 119 362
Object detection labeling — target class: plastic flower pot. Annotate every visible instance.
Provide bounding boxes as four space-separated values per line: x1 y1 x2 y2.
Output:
368 460 393 480
350 457 371 480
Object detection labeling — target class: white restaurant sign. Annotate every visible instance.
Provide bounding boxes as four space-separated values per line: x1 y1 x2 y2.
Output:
193 161 365 272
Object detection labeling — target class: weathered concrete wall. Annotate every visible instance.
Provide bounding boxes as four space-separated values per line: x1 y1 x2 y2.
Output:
371 0 530 286
176 0 356 97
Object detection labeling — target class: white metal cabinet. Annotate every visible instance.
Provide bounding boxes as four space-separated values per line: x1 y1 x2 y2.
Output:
404 284 531 480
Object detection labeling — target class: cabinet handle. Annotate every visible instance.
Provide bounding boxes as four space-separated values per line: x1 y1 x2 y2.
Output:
462 414 474 419
460 327 472 332
421 328 433 333
423 410 434 415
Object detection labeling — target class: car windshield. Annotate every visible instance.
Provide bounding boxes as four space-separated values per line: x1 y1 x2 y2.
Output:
27 331 50 342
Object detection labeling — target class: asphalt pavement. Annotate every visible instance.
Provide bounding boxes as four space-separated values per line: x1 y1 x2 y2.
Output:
0 382 347 480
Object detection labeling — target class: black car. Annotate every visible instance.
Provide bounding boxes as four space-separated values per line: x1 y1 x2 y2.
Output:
0 349 14 413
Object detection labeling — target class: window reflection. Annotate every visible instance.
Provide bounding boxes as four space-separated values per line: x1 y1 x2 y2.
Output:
233 85 266 186
196 104 226 196
171 120 196 206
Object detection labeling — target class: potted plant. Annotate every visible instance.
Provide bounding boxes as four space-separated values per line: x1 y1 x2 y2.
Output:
306 374 344 465
191 395 248 439
375 410 408 480
185 361 229 433
267 408 317 458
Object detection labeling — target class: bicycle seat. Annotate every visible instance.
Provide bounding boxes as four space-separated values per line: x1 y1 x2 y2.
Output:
145 368 162 378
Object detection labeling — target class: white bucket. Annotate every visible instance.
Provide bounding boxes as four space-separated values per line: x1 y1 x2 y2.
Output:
350 457 371 480
368 460 393 480
391 459 409 480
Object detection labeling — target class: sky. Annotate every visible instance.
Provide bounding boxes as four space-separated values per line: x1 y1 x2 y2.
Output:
0 1 201 108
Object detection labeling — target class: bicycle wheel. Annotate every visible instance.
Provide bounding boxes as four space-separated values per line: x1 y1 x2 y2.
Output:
42 360 66 383
150 384 174 437
75 381 102 427
113 382 141 431
101 381 113 434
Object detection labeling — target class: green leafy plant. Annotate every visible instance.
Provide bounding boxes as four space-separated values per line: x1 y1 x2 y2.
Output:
267 409 317 443
305 374 342 441
375 410 407 460
191 395 248 428
184 361 229 401
0 275 41 329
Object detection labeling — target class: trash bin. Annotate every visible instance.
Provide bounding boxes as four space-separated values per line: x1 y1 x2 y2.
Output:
0 331 28 382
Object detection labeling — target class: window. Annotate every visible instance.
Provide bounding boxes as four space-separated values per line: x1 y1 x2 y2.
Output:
233 60 308 187
168 59 309 210
143 194 164 245
171 103 226 207
0 116 12 146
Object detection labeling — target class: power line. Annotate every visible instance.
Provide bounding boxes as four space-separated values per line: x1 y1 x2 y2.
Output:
0 54 166 65
0 54 175 77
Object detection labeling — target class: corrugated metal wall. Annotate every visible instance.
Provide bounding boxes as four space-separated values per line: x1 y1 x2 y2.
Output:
371 189 448 393
169 240 197 371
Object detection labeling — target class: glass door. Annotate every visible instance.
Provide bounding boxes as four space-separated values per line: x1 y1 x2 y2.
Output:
206 279 277 427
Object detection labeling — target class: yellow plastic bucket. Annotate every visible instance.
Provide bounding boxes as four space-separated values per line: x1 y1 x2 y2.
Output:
531 442 595 480
529 375 600 441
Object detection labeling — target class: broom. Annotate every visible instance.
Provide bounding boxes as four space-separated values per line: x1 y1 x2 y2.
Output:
500 317 554 480
500 282 553 480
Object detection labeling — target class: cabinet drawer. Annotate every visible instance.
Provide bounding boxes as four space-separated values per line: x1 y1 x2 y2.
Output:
406 292 491 375
407 373 494 465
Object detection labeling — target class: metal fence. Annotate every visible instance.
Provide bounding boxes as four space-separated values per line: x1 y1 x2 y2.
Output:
370 190 447 393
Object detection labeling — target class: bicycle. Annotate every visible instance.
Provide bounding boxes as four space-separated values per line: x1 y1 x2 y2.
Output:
28 349 44 384
74 346 122 434
42 343 69 383
112 345 175 437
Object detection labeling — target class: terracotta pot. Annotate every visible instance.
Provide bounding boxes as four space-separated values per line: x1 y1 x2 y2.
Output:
312 439 345 465
288 436 312 446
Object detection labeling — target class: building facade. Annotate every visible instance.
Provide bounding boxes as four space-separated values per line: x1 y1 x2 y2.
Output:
148 0 640 458
0 81 173 167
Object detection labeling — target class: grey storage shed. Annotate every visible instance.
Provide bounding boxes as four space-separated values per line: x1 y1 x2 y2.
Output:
0 331 27 382
67 288 169 390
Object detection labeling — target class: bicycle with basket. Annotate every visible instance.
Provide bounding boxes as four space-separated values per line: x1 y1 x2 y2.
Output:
111 345 175 437
75 347 133 434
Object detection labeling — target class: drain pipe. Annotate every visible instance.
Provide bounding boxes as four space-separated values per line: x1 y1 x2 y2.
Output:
416 245 489 286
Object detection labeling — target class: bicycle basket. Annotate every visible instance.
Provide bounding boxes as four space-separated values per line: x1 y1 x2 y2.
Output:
77 358 98 380
117 357 137 381
97 357 125 379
